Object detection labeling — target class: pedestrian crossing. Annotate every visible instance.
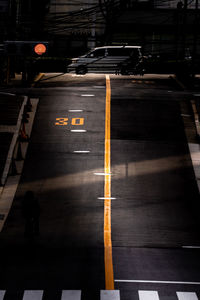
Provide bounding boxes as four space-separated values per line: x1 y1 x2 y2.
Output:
0 290 199 299
23 291 43 300
139 291 199 300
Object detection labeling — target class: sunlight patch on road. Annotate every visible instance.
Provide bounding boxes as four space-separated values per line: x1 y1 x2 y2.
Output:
19 153 194 193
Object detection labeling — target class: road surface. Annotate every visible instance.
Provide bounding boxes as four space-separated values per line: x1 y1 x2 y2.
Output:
0 74 200 300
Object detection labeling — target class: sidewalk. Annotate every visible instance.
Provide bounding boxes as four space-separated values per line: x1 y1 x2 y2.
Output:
0 93 27 185
0 91 39 231
0 72 45 89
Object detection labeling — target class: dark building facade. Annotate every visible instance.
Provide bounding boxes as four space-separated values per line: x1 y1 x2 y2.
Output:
0 0 49 43
0 0 16 41
42 0 200 61
0 0 199 77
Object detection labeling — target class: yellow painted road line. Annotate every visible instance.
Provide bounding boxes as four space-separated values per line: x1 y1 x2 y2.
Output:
31 73 45 87
34 73 45 82
104 74 114 290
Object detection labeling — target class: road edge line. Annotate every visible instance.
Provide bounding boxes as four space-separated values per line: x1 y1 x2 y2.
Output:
31 73 45 87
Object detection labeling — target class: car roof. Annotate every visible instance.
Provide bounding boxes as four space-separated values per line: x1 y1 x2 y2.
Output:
92 46 141 50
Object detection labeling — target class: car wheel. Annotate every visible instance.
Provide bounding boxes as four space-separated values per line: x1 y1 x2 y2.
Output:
76 66 87 75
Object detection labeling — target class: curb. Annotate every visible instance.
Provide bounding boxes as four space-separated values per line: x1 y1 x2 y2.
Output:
182 99 200 195
169 75 185 90
31 73 45 87
0 98 39 232
1 96 27 185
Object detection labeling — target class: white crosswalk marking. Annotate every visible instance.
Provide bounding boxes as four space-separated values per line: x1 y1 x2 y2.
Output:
61 290 81 300
138 290 159 300
100 290 120 300
0 289 199 299
177 292 199 300
22 290 43 300
0 291 5 300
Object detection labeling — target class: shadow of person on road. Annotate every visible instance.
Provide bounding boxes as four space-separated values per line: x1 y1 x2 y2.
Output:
22 191 40 238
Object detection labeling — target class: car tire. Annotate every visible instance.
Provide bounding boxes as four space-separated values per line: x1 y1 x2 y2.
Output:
76 66 87 75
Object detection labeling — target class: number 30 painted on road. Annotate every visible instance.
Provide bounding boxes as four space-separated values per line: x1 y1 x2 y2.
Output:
55 118 84 126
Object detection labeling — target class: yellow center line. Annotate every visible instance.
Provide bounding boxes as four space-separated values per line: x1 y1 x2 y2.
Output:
104 74 114 290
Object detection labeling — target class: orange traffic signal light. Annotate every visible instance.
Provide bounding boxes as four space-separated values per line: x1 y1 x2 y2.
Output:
34 43 47 55
4 41 48 56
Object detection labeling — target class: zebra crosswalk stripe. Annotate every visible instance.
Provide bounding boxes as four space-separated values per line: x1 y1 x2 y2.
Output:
22 290 43 300
100 290 120 300
176 292 199 300
0 289 199 299
61 290 81 300
0 291 5 300
138 290 159 300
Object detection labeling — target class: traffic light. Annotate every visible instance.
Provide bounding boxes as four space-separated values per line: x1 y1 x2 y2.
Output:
4 41 48 56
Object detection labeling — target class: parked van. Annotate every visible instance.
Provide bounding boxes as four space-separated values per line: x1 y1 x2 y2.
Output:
67 45 143 75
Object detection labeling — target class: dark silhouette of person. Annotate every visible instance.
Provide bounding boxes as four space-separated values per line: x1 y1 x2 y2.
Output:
22 191 40 237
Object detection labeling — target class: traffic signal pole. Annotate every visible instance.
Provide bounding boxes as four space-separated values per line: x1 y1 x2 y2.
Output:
4 41 48 85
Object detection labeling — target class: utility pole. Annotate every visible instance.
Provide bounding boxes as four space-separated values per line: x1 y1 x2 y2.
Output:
88 0 96 49
192 0 199 80
182 0 188 60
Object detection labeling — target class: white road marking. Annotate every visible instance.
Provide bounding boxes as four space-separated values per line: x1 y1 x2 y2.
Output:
22 290 43 300
100 290 120 300
138 290 159 300
0 92 16 96
81 94 95 97
177 292 199 300
61 290 81 300
182 246 200 249
98 197 116 200
115 280 200 285
0 289 199 299
94 173 112 176
181 114 192 117
68 110 83 112
0 291 5 300
93 86 105 88
70 130 86 132
73 151 90 153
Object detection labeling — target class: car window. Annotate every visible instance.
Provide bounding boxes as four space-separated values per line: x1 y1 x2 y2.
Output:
108 48 141 56
129 49 140 58
88 49 105 58
107 48 135 56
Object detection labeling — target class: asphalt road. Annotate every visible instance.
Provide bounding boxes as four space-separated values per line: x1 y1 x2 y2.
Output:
0 74 200 300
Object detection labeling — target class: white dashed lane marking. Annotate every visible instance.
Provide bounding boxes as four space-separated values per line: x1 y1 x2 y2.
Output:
70 130 86 132
73 151 90 153
68 110 83 112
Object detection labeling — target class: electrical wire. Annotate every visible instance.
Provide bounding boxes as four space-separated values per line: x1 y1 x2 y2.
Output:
43 0 198 40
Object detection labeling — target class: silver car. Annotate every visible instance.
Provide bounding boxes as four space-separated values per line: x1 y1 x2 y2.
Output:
67 46 142 74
